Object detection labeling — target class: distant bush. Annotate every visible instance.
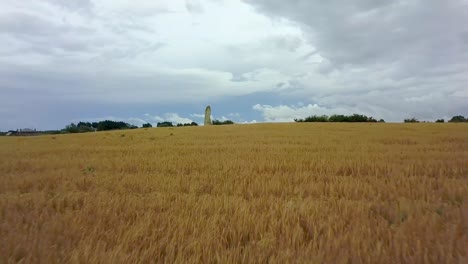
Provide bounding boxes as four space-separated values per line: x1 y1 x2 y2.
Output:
435 119 445 123
212 120 234 125
449 115 466 122
64 123 79 133
77 122 95 129
176 122 198 127
97 120 135 131
142 123 152 128
157 121 174 127
404 118 420 123
63 120 136 133
331 114 377 122
78 125 95 133
294 115 329 122
295 114 377 123
378 119 385 123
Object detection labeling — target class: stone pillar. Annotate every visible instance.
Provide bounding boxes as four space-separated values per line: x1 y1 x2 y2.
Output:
204 105 212 126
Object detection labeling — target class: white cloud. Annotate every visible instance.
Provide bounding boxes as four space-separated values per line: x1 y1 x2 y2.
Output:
253 103 373 122
190 113 205 118
0 0 303 104
241 119 257 124
72 112 196 127
164 113 193 124
145 113 193 125
127 117 149 126
253 104 318 122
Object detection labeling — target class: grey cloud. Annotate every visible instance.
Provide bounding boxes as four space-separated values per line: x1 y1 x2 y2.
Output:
230 74 249 82
245 0 468 119
246 0 468 70
96 42 166 60
1 0 467 130
0 11 96 57
0 7 165 61
298 51 318 61
269 35 302 52
0 12 67 36
44 0 93 12
227 35 304 55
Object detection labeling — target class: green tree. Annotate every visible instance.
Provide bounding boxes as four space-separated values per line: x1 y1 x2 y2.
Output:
295 114 379 123
157 121 174 127
404 118 419 123
76 122 94 133
176 122 198 127
449 115 466 122
142 123 152 128
64 123 79 133
212 120 234 125
97 120 132 131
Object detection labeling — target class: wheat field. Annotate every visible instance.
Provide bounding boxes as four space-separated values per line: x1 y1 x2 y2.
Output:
0 123 467 263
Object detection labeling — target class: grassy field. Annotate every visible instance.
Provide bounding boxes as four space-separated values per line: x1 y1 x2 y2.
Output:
0 123 467 263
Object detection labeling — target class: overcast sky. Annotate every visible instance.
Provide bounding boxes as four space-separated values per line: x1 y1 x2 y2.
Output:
1 0 467 130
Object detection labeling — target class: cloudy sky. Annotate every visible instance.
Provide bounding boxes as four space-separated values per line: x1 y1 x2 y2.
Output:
1 0 467 130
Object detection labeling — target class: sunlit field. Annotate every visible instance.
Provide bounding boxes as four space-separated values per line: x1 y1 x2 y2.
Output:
1 123 467 263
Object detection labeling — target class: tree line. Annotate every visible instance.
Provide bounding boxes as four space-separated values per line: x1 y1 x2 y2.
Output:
155 121 199 127
294 114 383 123
61 119 236 133
64 120 138 133
2 115 466 136
404 115 467 123
156 119 235 127
295 114 468 123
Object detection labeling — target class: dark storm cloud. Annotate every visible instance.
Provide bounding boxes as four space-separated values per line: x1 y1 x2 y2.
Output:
245 0 468 120
0 12 67 36
246 0 468 69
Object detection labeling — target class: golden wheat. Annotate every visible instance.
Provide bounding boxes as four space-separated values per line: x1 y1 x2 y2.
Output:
0 123 467 263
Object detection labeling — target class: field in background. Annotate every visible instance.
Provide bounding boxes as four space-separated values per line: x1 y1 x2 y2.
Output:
0 123 467 263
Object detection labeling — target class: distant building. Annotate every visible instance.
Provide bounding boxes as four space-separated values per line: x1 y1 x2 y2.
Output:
15 128 39 136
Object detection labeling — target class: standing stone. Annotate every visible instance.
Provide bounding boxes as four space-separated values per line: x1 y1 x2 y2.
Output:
204 105 212 126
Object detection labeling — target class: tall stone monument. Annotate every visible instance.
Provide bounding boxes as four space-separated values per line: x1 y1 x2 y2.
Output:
204 105 212 126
